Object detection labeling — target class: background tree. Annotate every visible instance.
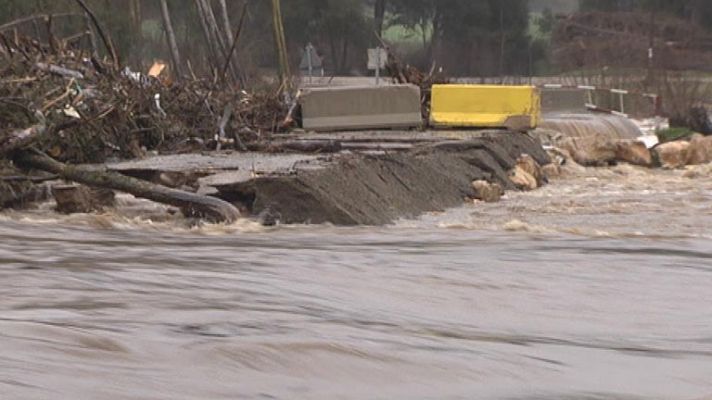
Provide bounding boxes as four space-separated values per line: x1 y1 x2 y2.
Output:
580 0 712 27
159 0 182 77
373 0 386 39
386 0 530 77
277 0 370 74
5 0 711 80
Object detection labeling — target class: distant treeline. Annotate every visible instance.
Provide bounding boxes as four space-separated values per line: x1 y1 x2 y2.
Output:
1 0 711 79
580 0 712 24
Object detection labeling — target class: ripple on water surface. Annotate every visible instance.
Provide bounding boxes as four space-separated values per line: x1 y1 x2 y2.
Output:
1 166 712 399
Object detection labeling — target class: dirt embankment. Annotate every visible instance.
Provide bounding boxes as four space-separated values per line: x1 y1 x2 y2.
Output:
2 131 550 226
210 133 549 225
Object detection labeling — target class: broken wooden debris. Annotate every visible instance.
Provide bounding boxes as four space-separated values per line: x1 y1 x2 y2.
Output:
16 150 241 223
35 62 84 79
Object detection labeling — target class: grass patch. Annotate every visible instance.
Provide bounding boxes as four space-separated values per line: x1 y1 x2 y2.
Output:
657 127 695 143
383 23 430 47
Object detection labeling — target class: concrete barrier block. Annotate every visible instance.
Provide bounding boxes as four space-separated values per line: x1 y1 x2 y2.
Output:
299 84 422 132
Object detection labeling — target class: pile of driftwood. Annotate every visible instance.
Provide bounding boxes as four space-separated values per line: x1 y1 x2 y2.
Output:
0 22 288 222
0 37 287 163
384 50 449 121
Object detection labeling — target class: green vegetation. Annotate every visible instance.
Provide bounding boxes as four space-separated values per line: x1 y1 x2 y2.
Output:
383 23 429 47
657 127 695 143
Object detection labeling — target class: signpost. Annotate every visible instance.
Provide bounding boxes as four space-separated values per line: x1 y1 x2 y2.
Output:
306 43 314 84
367 47 387 85
300 42 323 85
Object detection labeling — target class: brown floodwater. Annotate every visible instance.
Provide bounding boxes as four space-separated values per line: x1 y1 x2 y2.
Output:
1 164 712 400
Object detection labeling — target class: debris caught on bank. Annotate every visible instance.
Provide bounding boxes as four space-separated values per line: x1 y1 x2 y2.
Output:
383 45 449 121
0 24 287 221
0 36 288 164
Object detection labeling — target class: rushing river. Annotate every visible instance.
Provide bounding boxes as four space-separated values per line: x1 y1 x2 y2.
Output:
1 164 712 400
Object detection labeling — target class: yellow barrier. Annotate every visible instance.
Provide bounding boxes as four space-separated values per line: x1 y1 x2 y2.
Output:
430 85 541 130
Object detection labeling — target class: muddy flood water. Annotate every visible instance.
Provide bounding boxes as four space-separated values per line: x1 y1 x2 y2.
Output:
1 164 712 400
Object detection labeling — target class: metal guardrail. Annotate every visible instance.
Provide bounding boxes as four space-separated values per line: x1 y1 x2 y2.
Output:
540 84 662 119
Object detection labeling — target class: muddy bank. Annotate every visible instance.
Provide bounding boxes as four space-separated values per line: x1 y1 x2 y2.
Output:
109 132 549 225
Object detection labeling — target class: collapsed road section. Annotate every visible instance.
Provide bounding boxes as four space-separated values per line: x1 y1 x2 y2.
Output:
108 131 550 225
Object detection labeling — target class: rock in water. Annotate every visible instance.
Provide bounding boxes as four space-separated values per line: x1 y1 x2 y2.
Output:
541 163 562 179
552 136 652 168
685 134 712 165
654 141 690 169
509 166 538 191
471 180 504 203
52 184 115 214
559 136 617 166
683 163 712 179
615 140 652 166
516 154 546 186
257 204 282 227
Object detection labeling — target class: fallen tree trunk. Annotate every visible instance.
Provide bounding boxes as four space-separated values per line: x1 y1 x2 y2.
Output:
14 150 241 223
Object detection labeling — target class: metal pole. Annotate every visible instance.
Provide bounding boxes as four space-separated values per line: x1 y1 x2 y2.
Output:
375 46 381 85
307 43 313 84
528 39 533 85
271 0 290 90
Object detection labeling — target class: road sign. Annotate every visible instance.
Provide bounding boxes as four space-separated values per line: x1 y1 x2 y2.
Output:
367 48 387 70
368 47 387 85
300 43 323 83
